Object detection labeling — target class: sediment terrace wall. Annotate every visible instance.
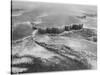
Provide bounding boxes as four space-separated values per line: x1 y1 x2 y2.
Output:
35 24 83 34
12 23 83 43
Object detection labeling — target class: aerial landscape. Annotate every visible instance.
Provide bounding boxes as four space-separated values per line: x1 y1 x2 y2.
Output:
11 0 97 74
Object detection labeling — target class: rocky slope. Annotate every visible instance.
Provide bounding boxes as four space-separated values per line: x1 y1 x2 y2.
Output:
11 30 97 74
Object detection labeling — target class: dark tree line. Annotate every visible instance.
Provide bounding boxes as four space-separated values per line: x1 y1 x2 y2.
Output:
65 24 83 31
38 27 65 34
32 24 83 34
